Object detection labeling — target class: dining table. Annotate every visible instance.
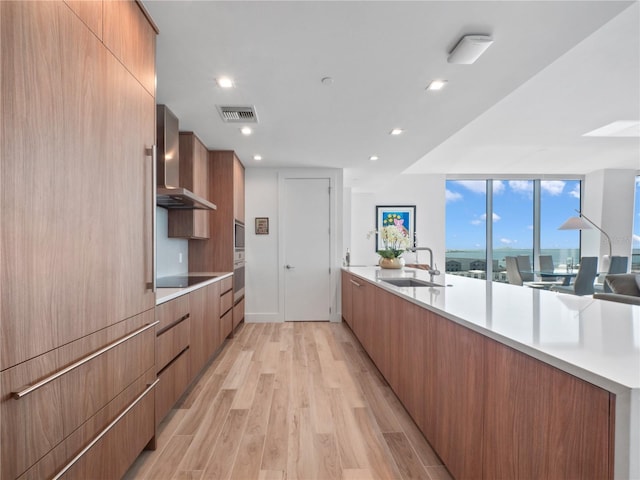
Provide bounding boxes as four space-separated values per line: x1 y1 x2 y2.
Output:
522 269 578 286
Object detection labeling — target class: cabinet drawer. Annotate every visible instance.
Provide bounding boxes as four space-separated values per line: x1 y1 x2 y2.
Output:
156 315 190 372
17 368 156 480
220 290 233 316
220 275 233 294
233 297 245 330
155 348 190 425
1 310 156 480
221 309 233 340
156 294 189 332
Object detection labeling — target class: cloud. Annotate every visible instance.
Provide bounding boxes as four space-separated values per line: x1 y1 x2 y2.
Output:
568 183 581 199
472 212 501 225
633 234 640 245
445 189 463 203
509 180 533 196
527 225 533 230
541 180 565 196
454 180 504 195
500 238 515 245
455 180 486 194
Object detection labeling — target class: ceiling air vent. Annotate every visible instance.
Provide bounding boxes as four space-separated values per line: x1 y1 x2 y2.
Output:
216 105 258 123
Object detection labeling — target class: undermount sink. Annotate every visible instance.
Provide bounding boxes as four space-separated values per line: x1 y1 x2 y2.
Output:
381 278 447 288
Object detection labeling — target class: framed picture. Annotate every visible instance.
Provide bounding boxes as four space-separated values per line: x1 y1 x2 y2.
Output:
375 205 416 251
255 217 269 235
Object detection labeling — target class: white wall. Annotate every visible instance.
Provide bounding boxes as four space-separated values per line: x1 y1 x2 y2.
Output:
583 169 636 263
245 167 343 323
156 206 188 277
347 174 447 271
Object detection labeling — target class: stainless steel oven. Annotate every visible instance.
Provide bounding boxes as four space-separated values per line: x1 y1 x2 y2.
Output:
233 249 245 302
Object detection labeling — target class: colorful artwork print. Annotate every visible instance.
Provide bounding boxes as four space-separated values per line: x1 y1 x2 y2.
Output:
375 206 416 252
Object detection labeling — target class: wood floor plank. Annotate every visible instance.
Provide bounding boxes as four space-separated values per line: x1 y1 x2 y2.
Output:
244 373 276 436
142 435 193 480
426 465 454 480
310 369 335 434
286 407 316 480
383 431 431 479
355 372 402 433
313 432 341 480
329 388 369 470
231 359 262 409
172 470 203 480
352 407 403 480
229 434 265 480
175 373 225 436
220 349 254 390
258 470 285 480
178 389 237 470
261 385 290 471
201 408 249 480
342 468 374 479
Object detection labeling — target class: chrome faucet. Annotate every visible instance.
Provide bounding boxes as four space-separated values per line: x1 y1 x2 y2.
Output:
409 246 441 282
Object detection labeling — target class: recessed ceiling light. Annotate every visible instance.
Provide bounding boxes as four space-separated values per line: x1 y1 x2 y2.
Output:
253 155 262 161
390 128 404 136
426 79 448 91
216 77 234 88
369 155 379 161
321 76 334 85
240 126 252 135
583 120 640 137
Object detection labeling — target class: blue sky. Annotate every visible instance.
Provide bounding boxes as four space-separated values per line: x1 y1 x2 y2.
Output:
445 180 581 251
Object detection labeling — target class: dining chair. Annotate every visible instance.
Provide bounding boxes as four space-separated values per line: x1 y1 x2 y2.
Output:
517 255 534 281
506 256 523 286
551 257 598 296
538 255 554 272
597 256 629 293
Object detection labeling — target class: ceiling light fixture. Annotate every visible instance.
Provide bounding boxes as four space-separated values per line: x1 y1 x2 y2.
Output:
369 155 379 161
216 77 234 88
426 80 448 91
253 155 262 161
390 128 404 136
240 126 252 135
448 35 493 64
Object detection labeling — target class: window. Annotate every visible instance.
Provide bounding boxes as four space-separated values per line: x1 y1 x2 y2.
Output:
633 175 640 273
445 181 487 279
445 178 582 282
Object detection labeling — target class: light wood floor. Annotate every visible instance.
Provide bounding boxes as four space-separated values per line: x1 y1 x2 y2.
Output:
124 322 453 480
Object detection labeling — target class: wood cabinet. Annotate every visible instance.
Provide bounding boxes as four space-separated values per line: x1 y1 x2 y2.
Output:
343 271 615 480
1 1 157 478
189 150 245 272
341 271 353 328
483 340 612 480
1 310 155 480
168 132 211 239
189 282 222 379
433 317 485 480
1 0 156 370
232 297 245 332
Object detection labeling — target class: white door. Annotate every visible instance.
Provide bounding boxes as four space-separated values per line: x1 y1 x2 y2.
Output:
283 178 331 321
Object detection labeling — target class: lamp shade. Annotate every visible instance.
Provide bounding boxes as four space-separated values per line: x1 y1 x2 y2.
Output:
558 216 592 230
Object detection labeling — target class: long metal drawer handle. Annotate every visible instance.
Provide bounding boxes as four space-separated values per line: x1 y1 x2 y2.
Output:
52 379 159 480
12 321 159 399
350 279 362 287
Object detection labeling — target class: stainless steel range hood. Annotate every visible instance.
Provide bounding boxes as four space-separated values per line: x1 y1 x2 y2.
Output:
156 105 216 210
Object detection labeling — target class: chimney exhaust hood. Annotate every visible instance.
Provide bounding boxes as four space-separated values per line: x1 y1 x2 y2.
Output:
156 105 216 210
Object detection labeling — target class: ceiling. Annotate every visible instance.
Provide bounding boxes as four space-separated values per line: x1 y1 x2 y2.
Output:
143 1 640 192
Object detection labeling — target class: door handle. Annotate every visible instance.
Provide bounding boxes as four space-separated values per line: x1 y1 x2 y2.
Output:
285 265 295 269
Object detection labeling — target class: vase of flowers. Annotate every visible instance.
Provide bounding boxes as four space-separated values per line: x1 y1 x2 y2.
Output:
369 225 410 269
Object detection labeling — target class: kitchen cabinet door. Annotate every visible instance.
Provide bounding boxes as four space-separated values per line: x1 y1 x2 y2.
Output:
1 0 156 370
483 339 612 480
341 271 353 328
169 132 210 239
233 154 245 223
103 0 156 96
351 278 375 354
433 317 484 480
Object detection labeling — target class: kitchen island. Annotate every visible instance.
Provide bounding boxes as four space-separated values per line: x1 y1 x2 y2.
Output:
342 266 639 480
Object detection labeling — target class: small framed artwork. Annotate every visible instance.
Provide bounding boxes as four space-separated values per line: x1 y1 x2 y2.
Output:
255 217 269 235
375 205 416 251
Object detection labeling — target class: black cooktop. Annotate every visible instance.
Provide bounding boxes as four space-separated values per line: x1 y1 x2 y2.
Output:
156 275 218 288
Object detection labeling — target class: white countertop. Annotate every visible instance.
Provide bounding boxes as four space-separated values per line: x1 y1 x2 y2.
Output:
346 266 640 393
156 272 233 305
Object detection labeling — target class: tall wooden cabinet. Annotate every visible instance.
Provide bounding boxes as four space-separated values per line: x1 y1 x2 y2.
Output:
189 151 245 329
1 1 158 478
168 132 210 239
